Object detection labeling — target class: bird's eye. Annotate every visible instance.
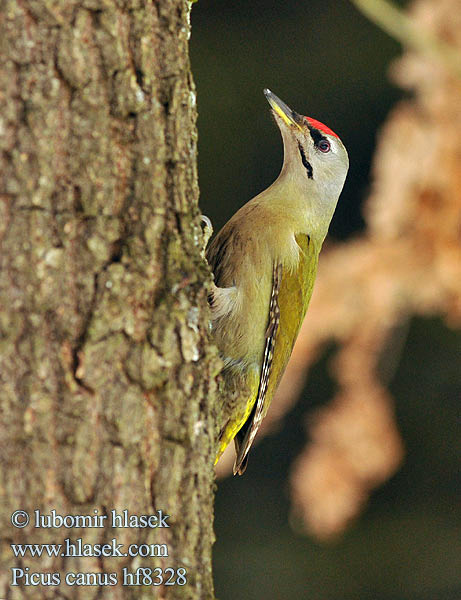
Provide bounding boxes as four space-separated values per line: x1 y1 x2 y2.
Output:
317 139 330 153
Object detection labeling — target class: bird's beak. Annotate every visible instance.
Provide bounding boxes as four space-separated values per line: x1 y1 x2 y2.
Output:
264 89 304 131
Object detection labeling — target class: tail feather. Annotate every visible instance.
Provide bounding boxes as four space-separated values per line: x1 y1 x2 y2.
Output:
233 427 250 475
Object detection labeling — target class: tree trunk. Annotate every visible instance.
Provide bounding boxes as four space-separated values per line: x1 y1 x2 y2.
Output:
0 1 219 598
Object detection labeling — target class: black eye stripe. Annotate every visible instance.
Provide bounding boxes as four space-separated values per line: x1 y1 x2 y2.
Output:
297 142 313 180
308 126 328 147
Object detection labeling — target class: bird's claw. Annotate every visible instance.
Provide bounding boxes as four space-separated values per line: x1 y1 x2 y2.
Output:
200 214 213 257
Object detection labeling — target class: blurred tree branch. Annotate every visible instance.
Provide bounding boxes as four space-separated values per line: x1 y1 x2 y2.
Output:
288 0 461 538
350 0 461 79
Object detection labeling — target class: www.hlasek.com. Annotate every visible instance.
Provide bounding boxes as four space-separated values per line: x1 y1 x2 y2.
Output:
9 509 187 587
11 537 169 559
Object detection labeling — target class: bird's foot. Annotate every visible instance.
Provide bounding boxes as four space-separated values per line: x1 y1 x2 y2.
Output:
200 214 213 257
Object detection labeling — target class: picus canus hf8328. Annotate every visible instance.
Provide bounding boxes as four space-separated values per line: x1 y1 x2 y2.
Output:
207 89 349 475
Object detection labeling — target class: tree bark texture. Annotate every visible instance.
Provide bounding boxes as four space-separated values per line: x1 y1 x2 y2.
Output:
0 1 219 598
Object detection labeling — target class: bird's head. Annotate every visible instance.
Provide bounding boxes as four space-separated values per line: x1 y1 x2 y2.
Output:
264 88 349 208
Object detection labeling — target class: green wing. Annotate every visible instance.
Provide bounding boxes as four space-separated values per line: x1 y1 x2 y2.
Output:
233 234 318 474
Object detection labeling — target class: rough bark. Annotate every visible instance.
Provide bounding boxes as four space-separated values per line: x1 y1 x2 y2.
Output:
0 1 219 598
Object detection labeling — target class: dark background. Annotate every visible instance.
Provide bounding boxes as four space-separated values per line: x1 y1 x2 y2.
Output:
190 1 461 598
